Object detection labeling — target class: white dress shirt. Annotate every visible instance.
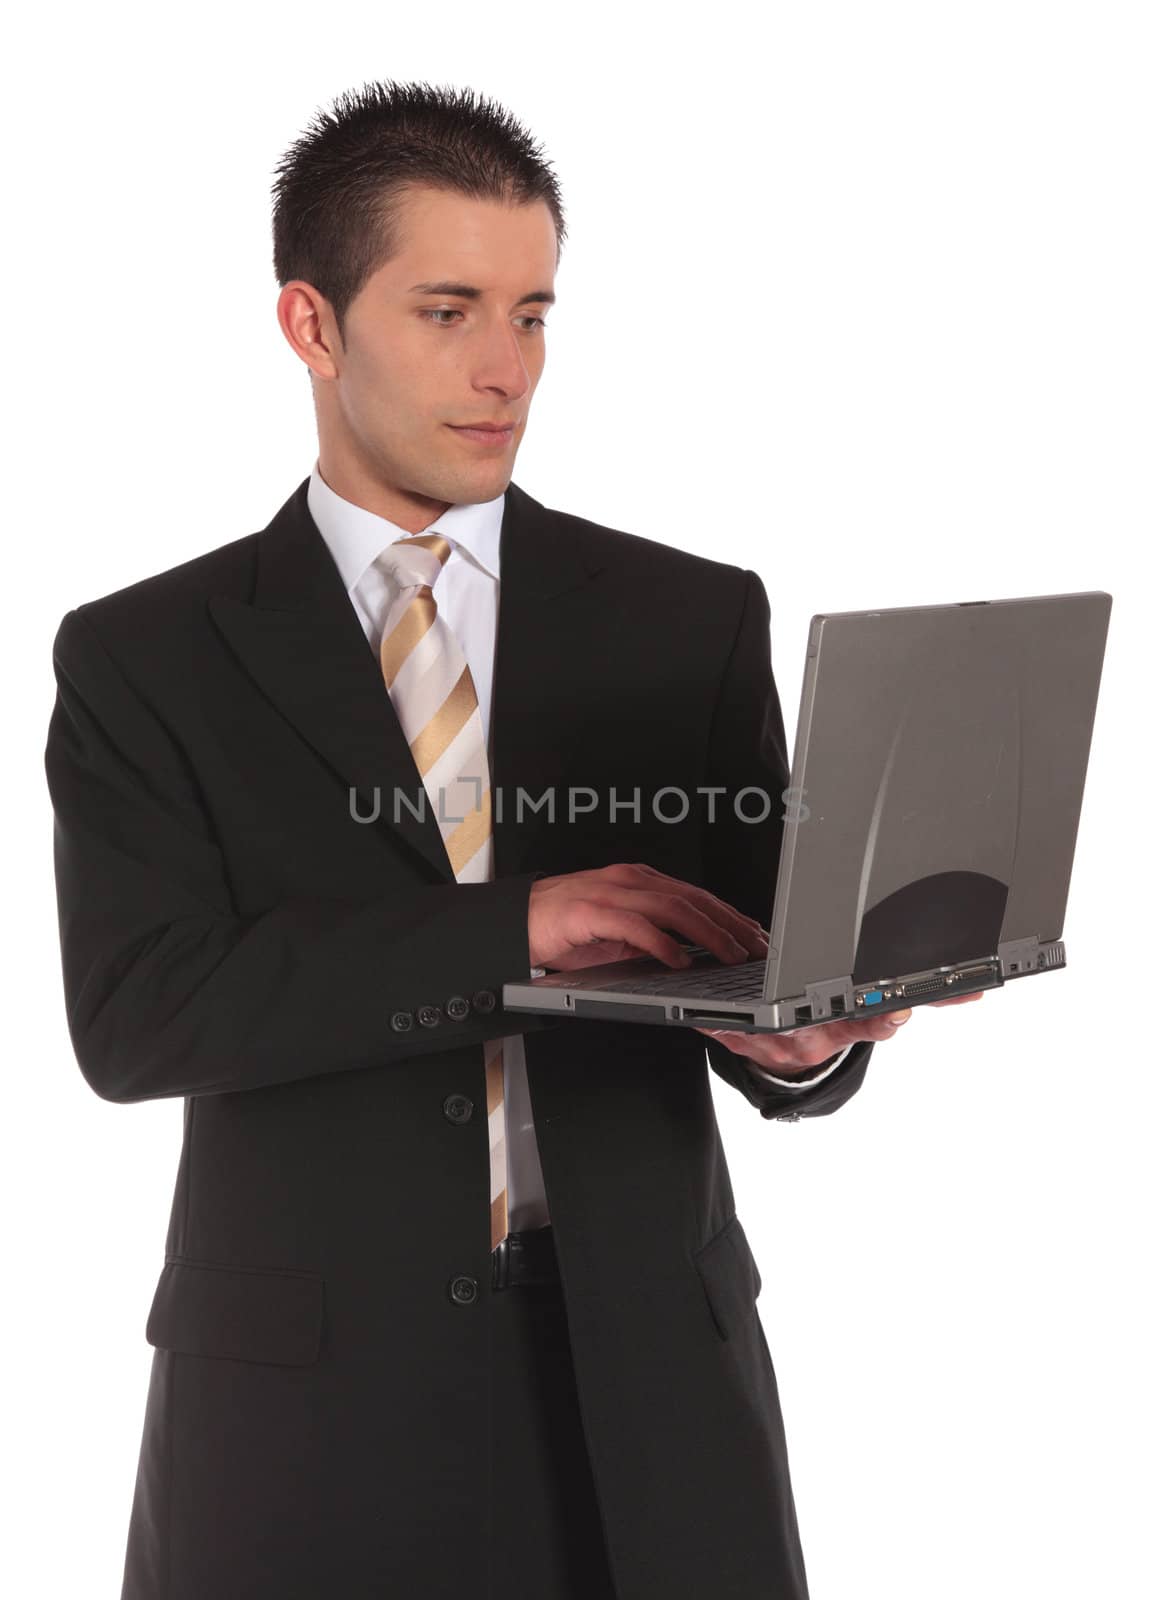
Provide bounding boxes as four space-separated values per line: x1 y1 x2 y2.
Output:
307 462 850 1230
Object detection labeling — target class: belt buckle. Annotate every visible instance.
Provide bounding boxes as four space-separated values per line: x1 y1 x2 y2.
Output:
492 1228 556 1291
491 1236 511 1291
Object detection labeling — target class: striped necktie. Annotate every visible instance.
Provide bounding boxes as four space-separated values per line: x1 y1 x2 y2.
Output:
374 533 510 1252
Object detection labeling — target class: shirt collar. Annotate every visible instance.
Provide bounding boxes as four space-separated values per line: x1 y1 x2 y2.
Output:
307 460 504 593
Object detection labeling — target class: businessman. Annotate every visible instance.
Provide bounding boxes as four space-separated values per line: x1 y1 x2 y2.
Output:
45 80 980 1599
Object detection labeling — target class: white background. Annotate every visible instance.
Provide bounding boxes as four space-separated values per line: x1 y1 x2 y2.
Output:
4 3 1148 1595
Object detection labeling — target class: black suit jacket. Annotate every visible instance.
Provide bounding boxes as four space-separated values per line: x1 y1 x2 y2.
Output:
45 476 871 1599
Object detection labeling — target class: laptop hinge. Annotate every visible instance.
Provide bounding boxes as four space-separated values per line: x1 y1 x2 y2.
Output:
798 976 854 1022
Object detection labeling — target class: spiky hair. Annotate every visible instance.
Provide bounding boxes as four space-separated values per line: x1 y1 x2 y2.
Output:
271 78 565 343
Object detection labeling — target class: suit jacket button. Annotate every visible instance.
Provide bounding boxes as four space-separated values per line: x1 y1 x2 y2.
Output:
443 1093 474 1125
448 1274 479 1306
417 1004 443 1028
446 994 470 1021
472 989 496 1014
390 1010 413 1033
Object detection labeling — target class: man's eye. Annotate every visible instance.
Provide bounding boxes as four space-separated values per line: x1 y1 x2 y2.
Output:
419 309 548 331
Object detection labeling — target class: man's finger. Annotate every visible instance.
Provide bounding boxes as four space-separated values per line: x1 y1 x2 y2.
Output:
598 863 769 956
593 885 768 965
695 1009 912 1064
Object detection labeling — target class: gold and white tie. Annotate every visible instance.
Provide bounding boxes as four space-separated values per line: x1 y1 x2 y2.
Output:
375 534 510 1252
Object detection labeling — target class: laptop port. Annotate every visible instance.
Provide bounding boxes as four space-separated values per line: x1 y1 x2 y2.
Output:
903 975 946 998
952 962 997 984
682 1007 757 1025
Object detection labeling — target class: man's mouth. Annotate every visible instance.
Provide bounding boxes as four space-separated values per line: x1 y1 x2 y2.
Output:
447 423 516 447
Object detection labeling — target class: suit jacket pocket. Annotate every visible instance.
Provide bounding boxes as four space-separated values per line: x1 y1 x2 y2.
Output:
145 1256 325 1366
693 1214 763 1342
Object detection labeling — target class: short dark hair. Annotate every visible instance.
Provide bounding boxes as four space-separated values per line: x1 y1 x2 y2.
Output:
271 78 566 345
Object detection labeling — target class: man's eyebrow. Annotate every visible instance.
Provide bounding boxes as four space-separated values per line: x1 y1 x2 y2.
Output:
407 280 556 307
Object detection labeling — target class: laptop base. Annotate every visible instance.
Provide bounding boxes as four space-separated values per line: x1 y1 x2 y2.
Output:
503 940 1065 1035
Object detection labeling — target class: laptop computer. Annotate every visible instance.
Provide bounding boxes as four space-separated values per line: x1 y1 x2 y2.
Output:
502 590 1112 1034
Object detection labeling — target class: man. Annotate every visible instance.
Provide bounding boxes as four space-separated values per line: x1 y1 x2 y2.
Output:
45 80 979 1599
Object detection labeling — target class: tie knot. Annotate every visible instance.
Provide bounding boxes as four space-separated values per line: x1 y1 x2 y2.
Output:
374 533 453 593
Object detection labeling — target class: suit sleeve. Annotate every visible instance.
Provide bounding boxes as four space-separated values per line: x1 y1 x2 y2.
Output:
747 1042 852 1090
44 606 560 1105
698 567 872 1121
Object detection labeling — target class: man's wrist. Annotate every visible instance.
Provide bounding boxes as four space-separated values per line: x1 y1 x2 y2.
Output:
745 1043 854 1089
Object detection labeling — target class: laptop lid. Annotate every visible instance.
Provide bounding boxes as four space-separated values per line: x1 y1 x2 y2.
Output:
762 591 1112 1005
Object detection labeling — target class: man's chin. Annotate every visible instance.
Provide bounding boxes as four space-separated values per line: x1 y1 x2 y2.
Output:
431 461 514 506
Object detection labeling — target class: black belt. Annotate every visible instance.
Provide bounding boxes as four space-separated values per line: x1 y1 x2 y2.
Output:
491 1225 561 1291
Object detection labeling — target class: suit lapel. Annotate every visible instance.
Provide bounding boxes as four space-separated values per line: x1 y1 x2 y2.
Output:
208 474 605 883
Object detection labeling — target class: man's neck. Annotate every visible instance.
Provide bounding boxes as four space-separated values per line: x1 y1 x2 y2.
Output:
315 454 450 533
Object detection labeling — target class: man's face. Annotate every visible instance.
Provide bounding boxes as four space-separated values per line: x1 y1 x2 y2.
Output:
307 185 556 521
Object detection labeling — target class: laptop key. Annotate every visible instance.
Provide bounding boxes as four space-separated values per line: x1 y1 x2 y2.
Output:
591 960 766 999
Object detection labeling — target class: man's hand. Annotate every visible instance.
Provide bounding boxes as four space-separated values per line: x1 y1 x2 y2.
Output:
526 862 986 1079
528 862 770 972
694 990 986 1075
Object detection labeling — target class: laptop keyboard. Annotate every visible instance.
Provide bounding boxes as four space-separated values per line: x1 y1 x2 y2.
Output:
589 957 767 1001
